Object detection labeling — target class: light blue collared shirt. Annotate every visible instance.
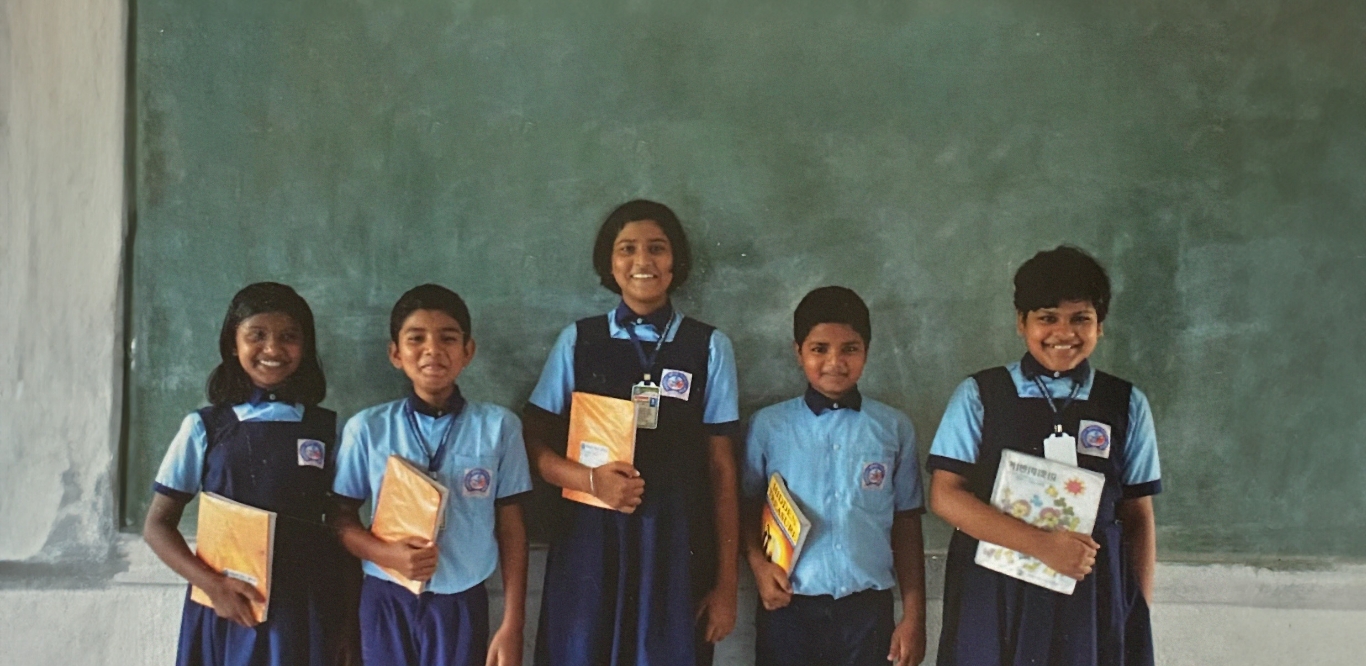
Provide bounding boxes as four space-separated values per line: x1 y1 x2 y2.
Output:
527 305 740 426
929 362 1161 491
742 394 925 598
154 401 307 498
332 398 532 595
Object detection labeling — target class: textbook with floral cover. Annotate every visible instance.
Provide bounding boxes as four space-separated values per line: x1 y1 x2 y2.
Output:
974 449 1105 594
190 492 276 623
563 391 637 510
761 473 811 574
371 454 449 594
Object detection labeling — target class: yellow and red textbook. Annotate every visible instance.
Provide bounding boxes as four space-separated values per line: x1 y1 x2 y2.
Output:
370 455 449 594
563 391 637 510
761 473 811 574
190 492 276 623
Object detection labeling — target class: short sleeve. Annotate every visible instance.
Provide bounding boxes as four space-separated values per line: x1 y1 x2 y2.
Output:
703 330 740 425
527 324 578 416
495 412 534 500
740 411 771 499
892 412 925 512
332 414 372 502
1121 386 1162 497
927 378 985 476
152 412 209 500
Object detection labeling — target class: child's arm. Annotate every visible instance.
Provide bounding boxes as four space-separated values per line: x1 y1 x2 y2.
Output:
327 497 439 582
930 469 1100 580
888 511 927 666
696 433 740 643
143 492 264 627
522 406 645 512
487 502 528 666
1118 496 1156 602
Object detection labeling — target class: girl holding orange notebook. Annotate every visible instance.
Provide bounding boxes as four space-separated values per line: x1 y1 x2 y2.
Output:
144 283 356 666
523 200 742 666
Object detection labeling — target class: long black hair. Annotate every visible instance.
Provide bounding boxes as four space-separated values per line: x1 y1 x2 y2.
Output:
205 282 327 406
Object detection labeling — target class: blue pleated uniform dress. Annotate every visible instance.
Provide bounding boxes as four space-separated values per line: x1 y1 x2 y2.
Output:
933 365 1156 666
157 399 349 666
532 311 725 666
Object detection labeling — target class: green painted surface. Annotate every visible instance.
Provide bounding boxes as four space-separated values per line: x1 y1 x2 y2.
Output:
129 0 1366 557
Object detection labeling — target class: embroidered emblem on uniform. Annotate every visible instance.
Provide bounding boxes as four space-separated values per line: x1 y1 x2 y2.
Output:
660 369 692 401
462 467 492 497
297 439 325 468
861 462 887 489
1077 420 1112 459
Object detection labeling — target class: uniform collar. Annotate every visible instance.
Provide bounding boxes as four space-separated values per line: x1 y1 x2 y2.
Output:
406 384 466 419
1020 353 1091 383
613 300 675 331
248 386 292 405
804 384 863 415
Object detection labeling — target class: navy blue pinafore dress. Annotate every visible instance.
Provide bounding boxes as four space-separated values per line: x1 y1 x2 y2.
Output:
534 315 718 666
936 368 1154 666
175 403 350 666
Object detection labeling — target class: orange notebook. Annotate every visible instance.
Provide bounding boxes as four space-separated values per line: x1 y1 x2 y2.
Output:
370 455 449 594
190 492 276 623
563 391 637 510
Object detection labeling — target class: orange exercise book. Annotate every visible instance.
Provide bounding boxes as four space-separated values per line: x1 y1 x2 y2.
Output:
190 492 276 623
563 391 637 510
370 455 449 594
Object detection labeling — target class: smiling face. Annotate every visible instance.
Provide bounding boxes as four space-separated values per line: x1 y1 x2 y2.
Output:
795 322 867 400
234 312 304 390
610 219 674 314
1017 300 1103 373
389 309 476 407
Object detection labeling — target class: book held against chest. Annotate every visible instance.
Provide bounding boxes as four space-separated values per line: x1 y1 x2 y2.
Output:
370 454 449 594
190 492 276 622
974 449 1106 594
563 391 637 510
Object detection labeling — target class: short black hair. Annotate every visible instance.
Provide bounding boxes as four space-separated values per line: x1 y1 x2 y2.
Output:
591 199 694 294
1013 245 1112 322
207 282 327 406
390 284 472 342
793 286 872 347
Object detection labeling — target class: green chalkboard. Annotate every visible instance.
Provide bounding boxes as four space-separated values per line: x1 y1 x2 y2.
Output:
127 0 1366 559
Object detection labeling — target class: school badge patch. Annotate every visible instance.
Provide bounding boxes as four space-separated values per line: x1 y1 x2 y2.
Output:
1077 420 1112 459
660 369 692 401
860 462 887 489
296 439 325 468
462 467 492 497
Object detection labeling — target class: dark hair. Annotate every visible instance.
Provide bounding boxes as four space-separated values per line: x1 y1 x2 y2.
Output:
1013 245 1112 322
389 284 472 343
206 282 326 406
793 286 872 347
591 199 694 294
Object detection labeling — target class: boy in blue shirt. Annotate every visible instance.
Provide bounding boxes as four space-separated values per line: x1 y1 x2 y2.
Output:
330 284 533 666
742 286 927 666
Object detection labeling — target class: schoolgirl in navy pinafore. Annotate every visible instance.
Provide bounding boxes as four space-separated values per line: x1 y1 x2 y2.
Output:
937 367 1155 666
173 399 348 666
534 312 718 666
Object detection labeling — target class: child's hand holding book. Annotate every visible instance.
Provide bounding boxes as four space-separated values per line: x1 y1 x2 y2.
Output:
588 461 645 513
377 536 440 583
1033 529 1100 581
203 572 266 628
748 556 793 611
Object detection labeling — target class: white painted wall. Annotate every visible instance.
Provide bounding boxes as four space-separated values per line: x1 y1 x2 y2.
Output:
2 0 1365 664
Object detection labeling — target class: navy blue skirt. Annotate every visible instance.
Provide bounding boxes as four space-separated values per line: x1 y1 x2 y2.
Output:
534 490 701 666
174 573 332 666
937 521 1154 666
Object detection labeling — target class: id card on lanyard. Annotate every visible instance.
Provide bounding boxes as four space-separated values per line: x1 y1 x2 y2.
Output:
624 313 676 431
1033 375 1082 467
